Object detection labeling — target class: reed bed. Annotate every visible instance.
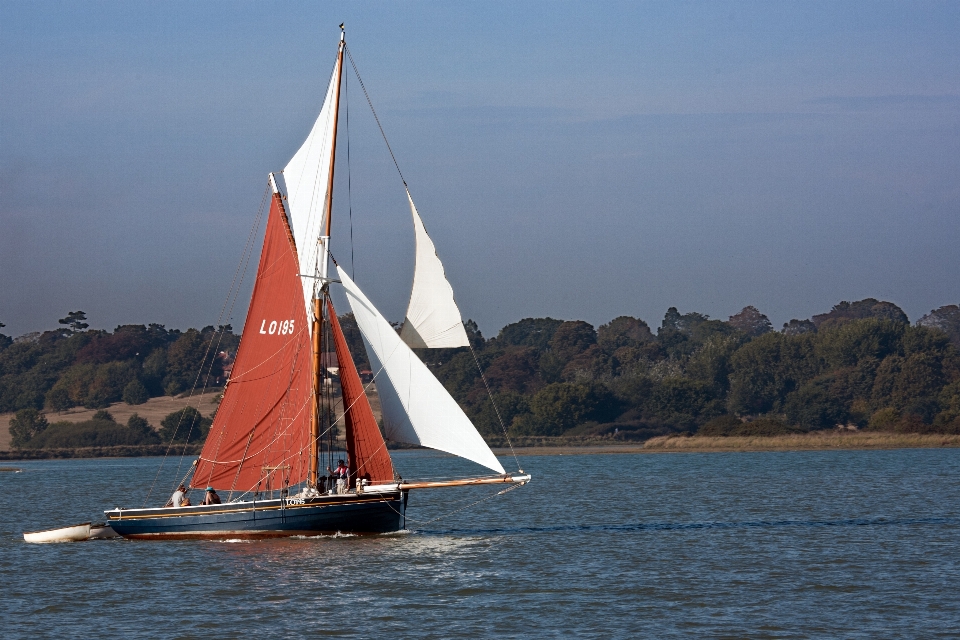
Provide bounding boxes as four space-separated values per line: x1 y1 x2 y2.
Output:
642 432 960 452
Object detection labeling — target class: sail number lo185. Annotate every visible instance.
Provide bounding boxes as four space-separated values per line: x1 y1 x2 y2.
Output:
259 319 296 335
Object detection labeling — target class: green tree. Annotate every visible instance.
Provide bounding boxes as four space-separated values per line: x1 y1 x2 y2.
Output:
164 329 210 395
45 386 74 412
463 319 485 350
686 334 743 393
471 391 530 436
727 306 773 337
784 382 848 430
815 318 904 369
338 313 370 371
432 349 485 405
872 351 946 413
812 299 908 329
782 319 816 335
26 416 160 448
86 361 139 408
141 348 167 396
657 308 733 358
122 379 149 405
598 316 653 351
0 321 10 351
648 378 722 430
549 321 596 359
512 382 612 436
538 351 565 384
496 318 564 350
917 305 960 347
480 348 543 396
58 310 89 333
159 406 211 443
9 408 49 448
127 413 159 442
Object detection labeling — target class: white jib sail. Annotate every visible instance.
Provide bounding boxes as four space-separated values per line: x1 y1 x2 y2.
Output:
337 266 505 474
399 190 471 349
280 55 341 320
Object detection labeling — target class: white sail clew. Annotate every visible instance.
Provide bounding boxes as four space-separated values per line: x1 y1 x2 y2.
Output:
277 54 341 320
399 190 471 349
337 266 505 474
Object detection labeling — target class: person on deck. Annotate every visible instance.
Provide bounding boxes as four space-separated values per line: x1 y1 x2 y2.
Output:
166 484 188 508
327 459 349 494
201 487 222 505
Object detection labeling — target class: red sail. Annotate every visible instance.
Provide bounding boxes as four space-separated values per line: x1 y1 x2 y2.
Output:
327 298 395 486
193 194 312 493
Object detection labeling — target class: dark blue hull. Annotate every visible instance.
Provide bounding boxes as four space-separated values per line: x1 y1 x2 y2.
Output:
106 491 405 539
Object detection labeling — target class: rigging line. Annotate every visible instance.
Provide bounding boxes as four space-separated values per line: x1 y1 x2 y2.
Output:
344 43 407 187
160 183 270 498
144 183 269 507
154 196 266 500
170 190 286 490
345 62 355 279
468 343 522 473
342 52 507 470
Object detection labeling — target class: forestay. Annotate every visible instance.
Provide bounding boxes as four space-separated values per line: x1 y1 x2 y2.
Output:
337 266 505 474
278 51 341 321
398 190 471 349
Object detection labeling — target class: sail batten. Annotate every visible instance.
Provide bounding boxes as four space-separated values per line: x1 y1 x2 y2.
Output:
338 266 505 474
399 191 471 349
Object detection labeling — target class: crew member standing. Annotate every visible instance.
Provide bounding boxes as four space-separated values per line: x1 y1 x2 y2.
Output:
327 459 349 494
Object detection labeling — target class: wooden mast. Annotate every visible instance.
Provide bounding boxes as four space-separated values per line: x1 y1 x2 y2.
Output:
309 297 322 488
324 26 346 241
309 26 346 488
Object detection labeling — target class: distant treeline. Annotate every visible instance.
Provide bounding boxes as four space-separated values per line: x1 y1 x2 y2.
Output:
0 312 238 413
4 300 960 449
348 298 960 440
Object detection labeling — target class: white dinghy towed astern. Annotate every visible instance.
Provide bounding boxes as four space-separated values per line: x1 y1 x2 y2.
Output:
23 522 91 543
89 523 120 539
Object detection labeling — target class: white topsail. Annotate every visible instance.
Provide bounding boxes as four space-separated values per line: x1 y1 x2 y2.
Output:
278 54 341 320
337 266 505 474
399 190 471 349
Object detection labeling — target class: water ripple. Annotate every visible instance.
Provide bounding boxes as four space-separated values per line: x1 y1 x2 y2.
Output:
3 449 960 638
428 515 960 537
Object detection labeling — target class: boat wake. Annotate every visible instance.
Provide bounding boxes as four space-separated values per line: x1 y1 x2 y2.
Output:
290 531 359 540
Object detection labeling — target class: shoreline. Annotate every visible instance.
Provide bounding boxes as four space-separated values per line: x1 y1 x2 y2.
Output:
4 432 958 461
495 432 960 456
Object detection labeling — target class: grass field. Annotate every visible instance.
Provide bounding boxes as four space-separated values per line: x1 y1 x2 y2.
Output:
0 390 221 450
0 386 384 452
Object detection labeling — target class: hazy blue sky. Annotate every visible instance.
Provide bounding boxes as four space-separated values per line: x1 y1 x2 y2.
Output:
2 1 959 338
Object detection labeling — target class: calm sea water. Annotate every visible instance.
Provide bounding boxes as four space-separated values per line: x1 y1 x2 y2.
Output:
2 448 960 638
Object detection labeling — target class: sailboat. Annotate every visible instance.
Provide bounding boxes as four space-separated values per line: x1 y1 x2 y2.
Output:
105 27 529 540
